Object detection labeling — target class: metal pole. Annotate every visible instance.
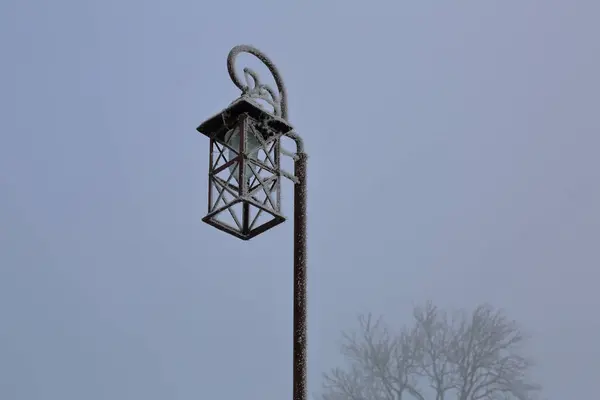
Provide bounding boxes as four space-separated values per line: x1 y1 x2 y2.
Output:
293 152 308 400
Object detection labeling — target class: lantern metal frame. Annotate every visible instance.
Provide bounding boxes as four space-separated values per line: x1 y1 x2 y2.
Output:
198 96 293 240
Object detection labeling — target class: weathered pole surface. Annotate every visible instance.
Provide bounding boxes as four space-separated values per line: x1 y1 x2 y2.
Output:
293 152 308 400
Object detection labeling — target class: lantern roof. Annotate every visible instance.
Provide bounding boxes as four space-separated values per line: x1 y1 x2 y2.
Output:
197 96 294 143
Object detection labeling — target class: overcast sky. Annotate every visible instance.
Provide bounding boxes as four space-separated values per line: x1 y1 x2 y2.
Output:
1 1 599 399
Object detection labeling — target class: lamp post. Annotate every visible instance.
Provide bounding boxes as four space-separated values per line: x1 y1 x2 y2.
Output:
196 45 307 400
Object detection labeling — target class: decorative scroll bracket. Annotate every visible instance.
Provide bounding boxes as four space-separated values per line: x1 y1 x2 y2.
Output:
227 45 289 121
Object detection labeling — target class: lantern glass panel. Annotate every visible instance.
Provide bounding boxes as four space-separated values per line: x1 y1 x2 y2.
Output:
224 127 262 185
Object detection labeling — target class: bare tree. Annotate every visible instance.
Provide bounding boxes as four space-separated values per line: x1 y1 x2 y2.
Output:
321 303 541 400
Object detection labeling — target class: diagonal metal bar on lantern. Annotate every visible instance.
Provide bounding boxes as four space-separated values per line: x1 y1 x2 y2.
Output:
246 156 279 192
210 183 235 214
211 142 228 169
247 157 278 176
248 168 277 210
249 124 278 169
248 174 278 198
221 191 243 231
205 198 242 221
210 180 229 212
248 164 264 190
249 208 264 231
211 176 240 201
212 140 243 171
211 155 241 176
211 163 239 213
248 179 278 231
213 131 242 159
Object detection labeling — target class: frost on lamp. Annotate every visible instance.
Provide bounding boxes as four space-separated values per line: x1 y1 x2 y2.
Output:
197 96 293 240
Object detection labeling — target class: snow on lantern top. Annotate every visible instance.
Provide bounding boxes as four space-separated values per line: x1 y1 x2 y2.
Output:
197 96 293 145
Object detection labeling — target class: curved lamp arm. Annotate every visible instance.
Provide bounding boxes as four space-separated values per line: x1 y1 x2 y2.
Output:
227 44 289 121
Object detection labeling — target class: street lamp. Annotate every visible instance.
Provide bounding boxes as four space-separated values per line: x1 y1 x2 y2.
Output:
196 45 307 400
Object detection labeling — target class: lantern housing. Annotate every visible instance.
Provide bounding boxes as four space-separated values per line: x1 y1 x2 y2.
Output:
197 96 293 240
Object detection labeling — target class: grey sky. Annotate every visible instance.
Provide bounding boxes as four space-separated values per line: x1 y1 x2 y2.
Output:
1 1 598 399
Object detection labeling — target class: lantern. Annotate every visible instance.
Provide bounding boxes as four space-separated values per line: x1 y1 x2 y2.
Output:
197 96 294 240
